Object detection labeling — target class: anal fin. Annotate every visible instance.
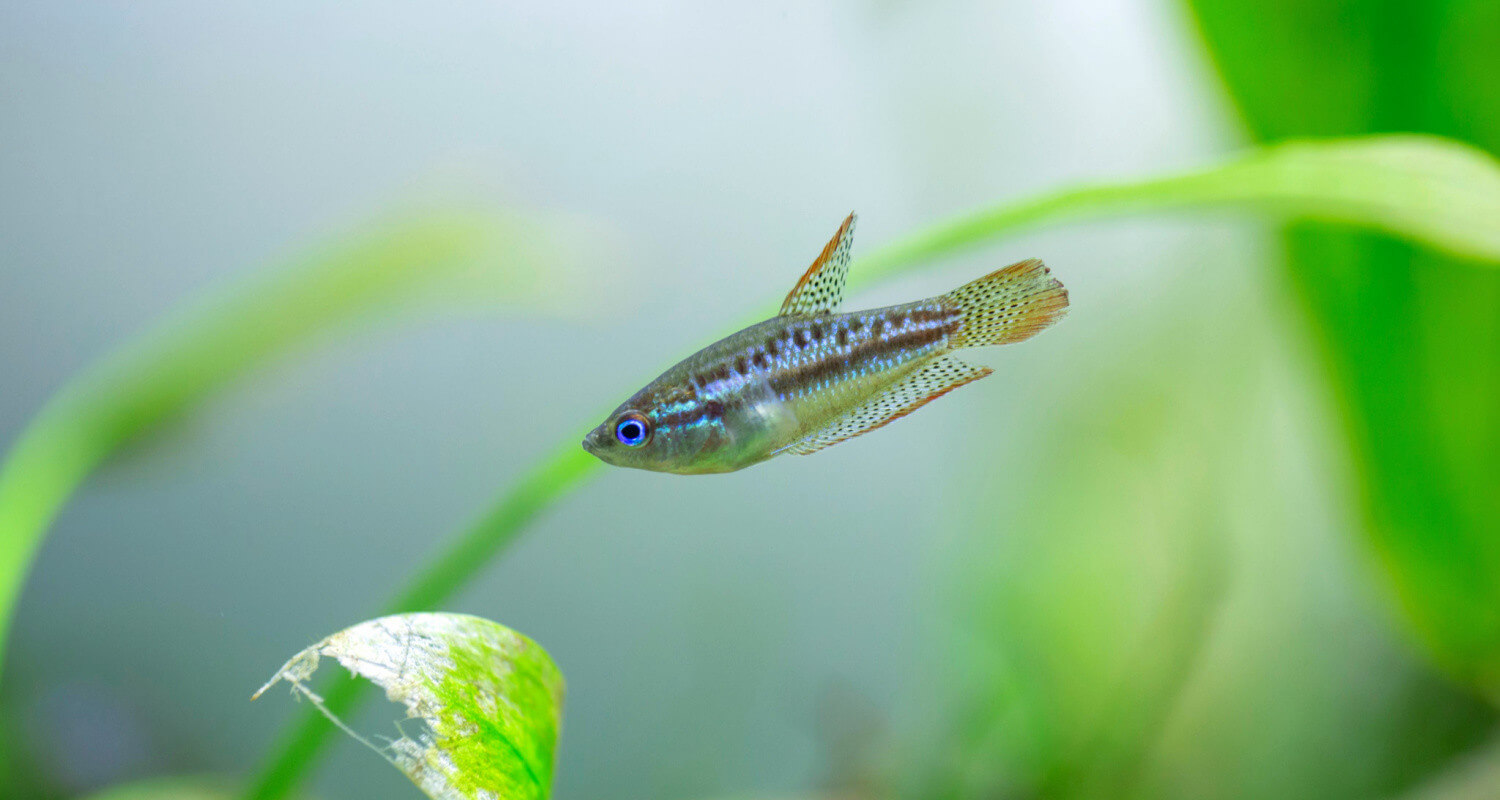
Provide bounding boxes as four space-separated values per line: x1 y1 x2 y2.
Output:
782 355 992 455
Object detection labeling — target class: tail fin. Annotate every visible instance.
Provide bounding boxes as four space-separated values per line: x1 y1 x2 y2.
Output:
941 258 1068 348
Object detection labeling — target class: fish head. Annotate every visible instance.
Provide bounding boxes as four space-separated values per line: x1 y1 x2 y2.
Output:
582 381 753 474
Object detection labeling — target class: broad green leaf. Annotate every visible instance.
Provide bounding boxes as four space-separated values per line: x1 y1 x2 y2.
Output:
245 132 1500 800
0 210 613 681
254 613 564 800
1185 0 1500 698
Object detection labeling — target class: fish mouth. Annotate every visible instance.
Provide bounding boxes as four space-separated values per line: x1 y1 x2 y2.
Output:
581 428 609 460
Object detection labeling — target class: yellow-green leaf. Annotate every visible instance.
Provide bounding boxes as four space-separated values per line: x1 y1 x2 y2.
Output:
255 613 564 800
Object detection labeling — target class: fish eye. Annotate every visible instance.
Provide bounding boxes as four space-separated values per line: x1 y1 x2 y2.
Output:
615 413 652 447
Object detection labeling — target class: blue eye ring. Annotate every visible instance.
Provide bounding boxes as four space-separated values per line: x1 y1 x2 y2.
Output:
615 412 652 447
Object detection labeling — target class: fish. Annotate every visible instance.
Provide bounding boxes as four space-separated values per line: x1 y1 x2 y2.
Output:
582 213 1068 474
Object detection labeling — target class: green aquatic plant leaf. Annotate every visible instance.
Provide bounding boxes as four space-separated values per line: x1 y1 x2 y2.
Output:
1186 0 1500 701
243 133 1500 800
855 135 1500 284
255 613 564 800
0 210 612 680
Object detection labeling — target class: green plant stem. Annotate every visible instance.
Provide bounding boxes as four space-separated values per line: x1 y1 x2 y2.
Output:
242 135 1500 800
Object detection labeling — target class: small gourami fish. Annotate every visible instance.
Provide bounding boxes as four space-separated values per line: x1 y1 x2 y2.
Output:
583 213 1068 474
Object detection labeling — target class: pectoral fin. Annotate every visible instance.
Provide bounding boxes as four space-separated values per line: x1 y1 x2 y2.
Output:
780 213 856 317
781 355 992 455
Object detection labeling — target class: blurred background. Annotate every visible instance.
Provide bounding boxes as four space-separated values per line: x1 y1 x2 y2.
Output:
3 1 1499 799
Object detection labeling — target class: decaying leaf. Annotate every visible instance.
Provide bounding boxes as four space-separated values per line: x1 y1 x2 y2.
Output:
255 613 564 800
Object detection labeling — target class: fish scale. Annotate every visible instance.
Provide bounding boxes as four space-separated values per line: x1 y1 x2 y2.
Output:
583 214 1068 474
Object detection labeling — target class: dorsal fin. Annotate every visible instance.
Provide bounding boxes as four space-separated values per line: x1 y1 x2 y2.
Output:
780 212 856 317
778 354 992 456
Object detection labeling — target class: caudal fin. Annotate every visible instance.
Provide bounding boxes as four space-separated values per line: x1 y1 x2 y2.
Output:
941 258 1068 348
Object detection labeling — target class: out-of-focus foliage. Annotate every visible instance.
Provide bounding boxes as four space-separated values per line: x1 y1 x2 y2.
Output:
0 210 614 681
81 776 313 800
1186 0 1500 694
900 3 1500 800
1400 735 1500 800
916 312 1233 800
81 777 239 800
255 613 563 800
917 283 1492 800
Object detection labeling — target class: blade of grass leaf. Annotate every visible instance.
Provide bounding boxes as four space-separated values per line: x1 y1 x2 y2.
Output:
0 210 608 680
242 134 1500 800
856 135 1500 281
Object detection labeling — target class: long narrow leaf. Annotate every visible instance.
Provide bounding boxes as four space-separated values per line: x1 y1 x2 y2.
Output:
0 211 608 677
1186 0 1500 697
857 135 1500 284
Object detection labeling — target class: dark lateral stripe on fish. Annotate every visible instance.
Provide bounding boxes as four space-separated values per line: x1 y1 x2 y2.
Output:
909 306 951 326
693 363 732 388
849 315 954 363
768 313 957 398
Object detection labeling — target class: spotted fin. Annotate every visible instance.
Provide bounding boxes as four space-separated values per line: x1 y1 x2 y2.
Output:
943 258 1069 348
780 213 856 317
781 354 992 455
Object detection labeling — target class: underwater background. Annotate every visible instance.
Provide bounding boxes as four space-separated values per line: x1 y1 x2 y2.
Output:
3 2 1498 799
